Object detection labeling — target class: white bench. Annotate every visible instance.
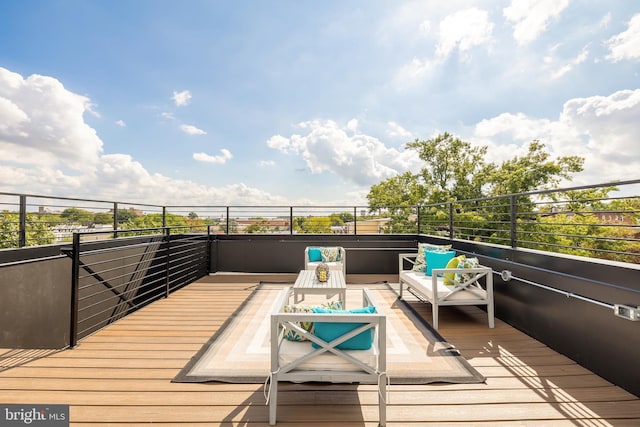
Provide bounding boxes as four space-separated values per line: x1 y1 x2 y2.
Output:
398 253 494 330
269 287 387 426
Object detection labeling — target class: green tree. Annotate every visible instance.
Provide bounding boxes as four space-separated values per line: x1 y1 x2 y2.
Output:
486 141 583 196
293 216 333 234
0 212 55 248
367 133 585 239
60 208 94 225
116 213 189 237
93 212 113 224
246 218 269 234
368 172 425 211
115 208 139 224
329 212 354 226
405 132 490 203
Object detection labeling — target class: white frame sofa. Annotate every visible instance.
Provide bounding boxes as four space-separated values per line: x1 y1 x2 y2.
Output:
269 286 387 426
304 246 346 275
398 253 494 330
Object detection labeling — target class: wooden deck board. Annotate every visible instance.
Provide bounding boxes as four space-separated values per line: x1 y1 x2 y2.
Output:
1 278 639 426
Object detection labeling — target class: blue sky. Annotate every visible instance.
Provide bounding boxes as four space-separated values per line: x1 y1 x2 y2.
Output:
1 0 639 206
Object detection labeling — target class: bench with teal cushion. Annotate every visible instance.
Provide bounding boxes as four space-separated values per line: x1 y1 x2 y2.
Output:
398 252 494 330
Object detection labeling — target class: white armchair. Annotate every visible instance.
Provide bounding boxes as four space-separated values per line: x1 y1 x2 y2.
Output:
304 246 346 275
269 286 386 425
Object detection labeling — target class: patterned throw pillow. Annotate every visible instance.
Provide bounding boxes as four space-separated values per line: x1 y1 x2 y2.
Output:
320 246 341 262
283 300 343 341
411 243 453 272
456 257 480 282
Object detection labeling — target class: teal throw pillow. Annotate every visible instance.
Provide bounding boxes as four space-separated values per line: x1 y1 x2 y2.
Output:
282 300 343 342
311 306 376 350
425 250 456 276
412 243 453 272
308 247 322 262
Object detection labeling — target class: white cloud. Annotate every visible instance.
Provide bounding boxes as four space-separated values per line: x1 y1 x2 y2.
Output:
387 121 413 139
549 45 590 80
0 67 293 205
180 124 206 135
393 7 492 89
172 90 192 107
393 57 439 89
605 14 640 62
436 8 494 59
503 0 570 45
0 67 103 172
115 119 126 127
193 149 232 164
266 119 422 186
419 20 431 35
472 89 640 185
267 134 293 152
346 118 359 133
599 12 612 30
258 160 275 167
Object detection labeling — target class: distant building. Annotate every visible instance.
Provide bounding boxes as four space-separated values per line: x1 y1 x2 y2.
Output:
51 224 114 242
344 218 390 234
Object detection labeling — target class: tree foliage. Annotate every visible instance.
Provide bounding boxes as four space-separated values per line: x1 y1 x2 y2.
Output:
294 216 333 234
61 208 94 225
368 133 584 210
0 212 55 248
405 132 489 203
485 140 584 196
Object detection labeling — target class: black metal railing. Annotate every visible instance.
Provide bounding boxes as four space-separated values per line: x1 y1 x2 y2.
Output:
2 179 639 264
66 226 208 346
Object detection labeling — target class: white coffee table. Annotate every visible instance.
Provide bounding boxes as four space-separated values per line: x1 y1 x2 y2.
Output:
293 269 347 308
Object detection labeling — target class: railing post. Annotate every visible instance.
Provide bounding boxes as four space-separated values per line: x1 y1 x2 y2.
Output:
290 207 294 235
510 195 517 248
449 202 454 240
162 206 167 227
226 207 230 234
416 205 421 234
69 232 81 348
164 227 171 298
113 202 118 238
353 207 357 235
206 225 212 274
18 195 26 247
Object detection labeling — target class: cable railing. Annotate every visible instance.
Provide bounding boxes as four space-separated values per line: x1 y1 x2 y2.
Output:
65 226 208 346
1 179 639 264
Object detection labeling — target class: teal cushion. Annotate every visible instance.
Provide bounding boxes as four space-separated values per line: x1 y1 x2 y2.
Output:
425 250 456 276
412 243 452 272
282 300 343 341
308 247 322 262
311 306 376 350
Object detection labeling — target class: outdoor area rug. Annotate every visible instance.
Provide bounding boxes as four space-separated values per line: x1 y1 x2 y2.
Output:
173 283 485 384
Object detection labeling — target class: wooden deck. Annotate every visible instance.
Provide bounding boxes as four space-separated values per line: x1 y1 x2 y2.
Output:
2 275 640 426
